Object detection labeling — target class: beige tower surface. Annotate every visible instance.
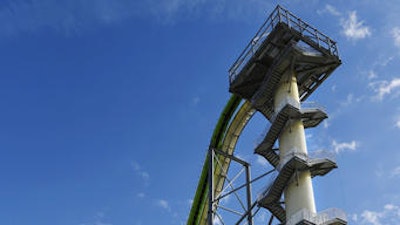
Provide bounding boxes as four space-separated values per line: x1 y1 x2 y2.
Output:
274 73 316 218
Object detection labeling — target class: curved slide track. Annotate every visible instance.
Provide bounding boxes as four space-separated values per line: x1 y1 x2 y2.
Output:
187 95 256 225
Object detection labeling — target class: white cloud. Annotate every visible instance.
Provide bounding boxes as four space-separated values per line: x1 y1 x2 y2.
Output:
156 199 171 212
372 55 395 69
361 210 382 225
147 0 207 22
256 155 268 167
340 93 364 106
395 114 400 129
391 27 400 48
354 204 400 225
132 161 141 171
391 166 400 177
139 171 150 180
368 70 378 80
332 140 358 154
80 212 113 225
192 96 200 106
132 161 150 185
340 93 354 107
213 216 223 225
141 0 273 24
137 192 146 198
351 213 359 222
396 119 400 129
0 0 141 37
256 211 268 223
369 78 400 101
341 11 371 40
318 4 341 16
323 120 330 129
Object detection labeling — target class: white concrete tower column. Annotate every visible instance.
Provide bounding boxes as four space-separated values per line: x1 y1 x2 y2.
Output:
274 70 317 219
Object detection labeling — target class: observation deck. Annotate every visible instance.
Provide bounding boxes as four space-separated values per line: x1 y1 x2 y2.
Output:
228 5 341 120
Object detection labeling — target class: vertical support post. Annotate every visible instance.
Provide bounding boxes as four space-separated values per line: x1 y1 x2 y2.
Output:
208 148 215 225
285 9 290 28
245 164 253 225
274 69 317 220
277 6 282 23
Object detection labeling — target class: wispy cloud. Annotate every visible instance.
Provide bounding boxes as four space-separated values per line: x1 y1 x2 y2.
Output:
332 140 358 154
391 27 400 48
187 199 194 207
0 0 141 37
256 155 266 165
156 199 171 212
146 0 207 22
256 211 268 223
137 192 146 198
341 11 371 40
317 4 341 17
369 78 400 101
0 0 276 36
352 204 400 225
132 161 150 186
146 0 273 24
80 212 113 225
192 96 200 106
367 70 378 80
396 117 400 129
391 166 400 177
361 210 381 225
340 93 354 107
213 216 223 225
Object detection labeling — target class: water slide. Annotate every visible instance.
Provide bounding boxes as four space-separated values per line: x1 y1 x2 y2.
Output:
187 95 255 225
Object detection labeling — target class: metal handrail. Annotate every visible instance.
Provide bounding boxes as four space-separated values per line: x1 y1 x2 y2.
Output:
255 99 327 149
301 101 327 112
229 5 339 83
286 208 347 225
286 208 317 225
318 208 347 224
277 148 336 171
308 149 336 162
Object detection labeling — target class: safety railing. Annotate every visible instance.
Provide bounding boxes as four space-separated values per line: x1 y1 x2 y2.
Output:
317 208 347 224
277 147 307 171
229 5 339 84
286 208 317 225
272 98 326 120
277 148 335 172
286 208 347 225
308 149 336 163
301 101 327 113
274 96 300 116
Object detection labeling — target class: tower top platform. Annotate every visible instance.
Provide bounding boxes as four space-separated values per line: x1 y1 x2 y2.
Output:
229 5 341 112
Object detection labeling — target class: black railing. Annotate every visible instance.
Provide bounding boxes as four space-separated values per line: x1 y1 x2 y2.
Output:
229 5 339 83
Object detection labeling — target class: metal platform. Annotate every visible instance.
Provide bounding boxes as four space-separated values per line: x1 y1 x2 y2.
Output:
286 208 347 225
228 5 341 120
255 98 327 168
257 152 337 223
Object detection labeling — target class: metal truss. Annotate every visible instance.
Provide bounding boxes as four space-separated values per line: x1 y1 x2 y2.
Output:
207 148 276 225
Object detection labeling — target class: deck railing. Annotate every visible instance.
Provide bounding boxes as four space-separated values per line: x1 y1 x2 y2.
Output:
286 208 347 225
229 5 339 83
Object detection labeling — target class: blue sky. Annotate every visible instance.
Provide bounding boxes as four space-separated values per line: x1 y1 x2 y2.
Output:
0 0 399 225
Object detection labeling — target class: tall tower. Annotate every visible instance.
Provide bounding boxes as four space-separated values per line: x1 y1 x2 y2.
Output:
228 5 346 225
